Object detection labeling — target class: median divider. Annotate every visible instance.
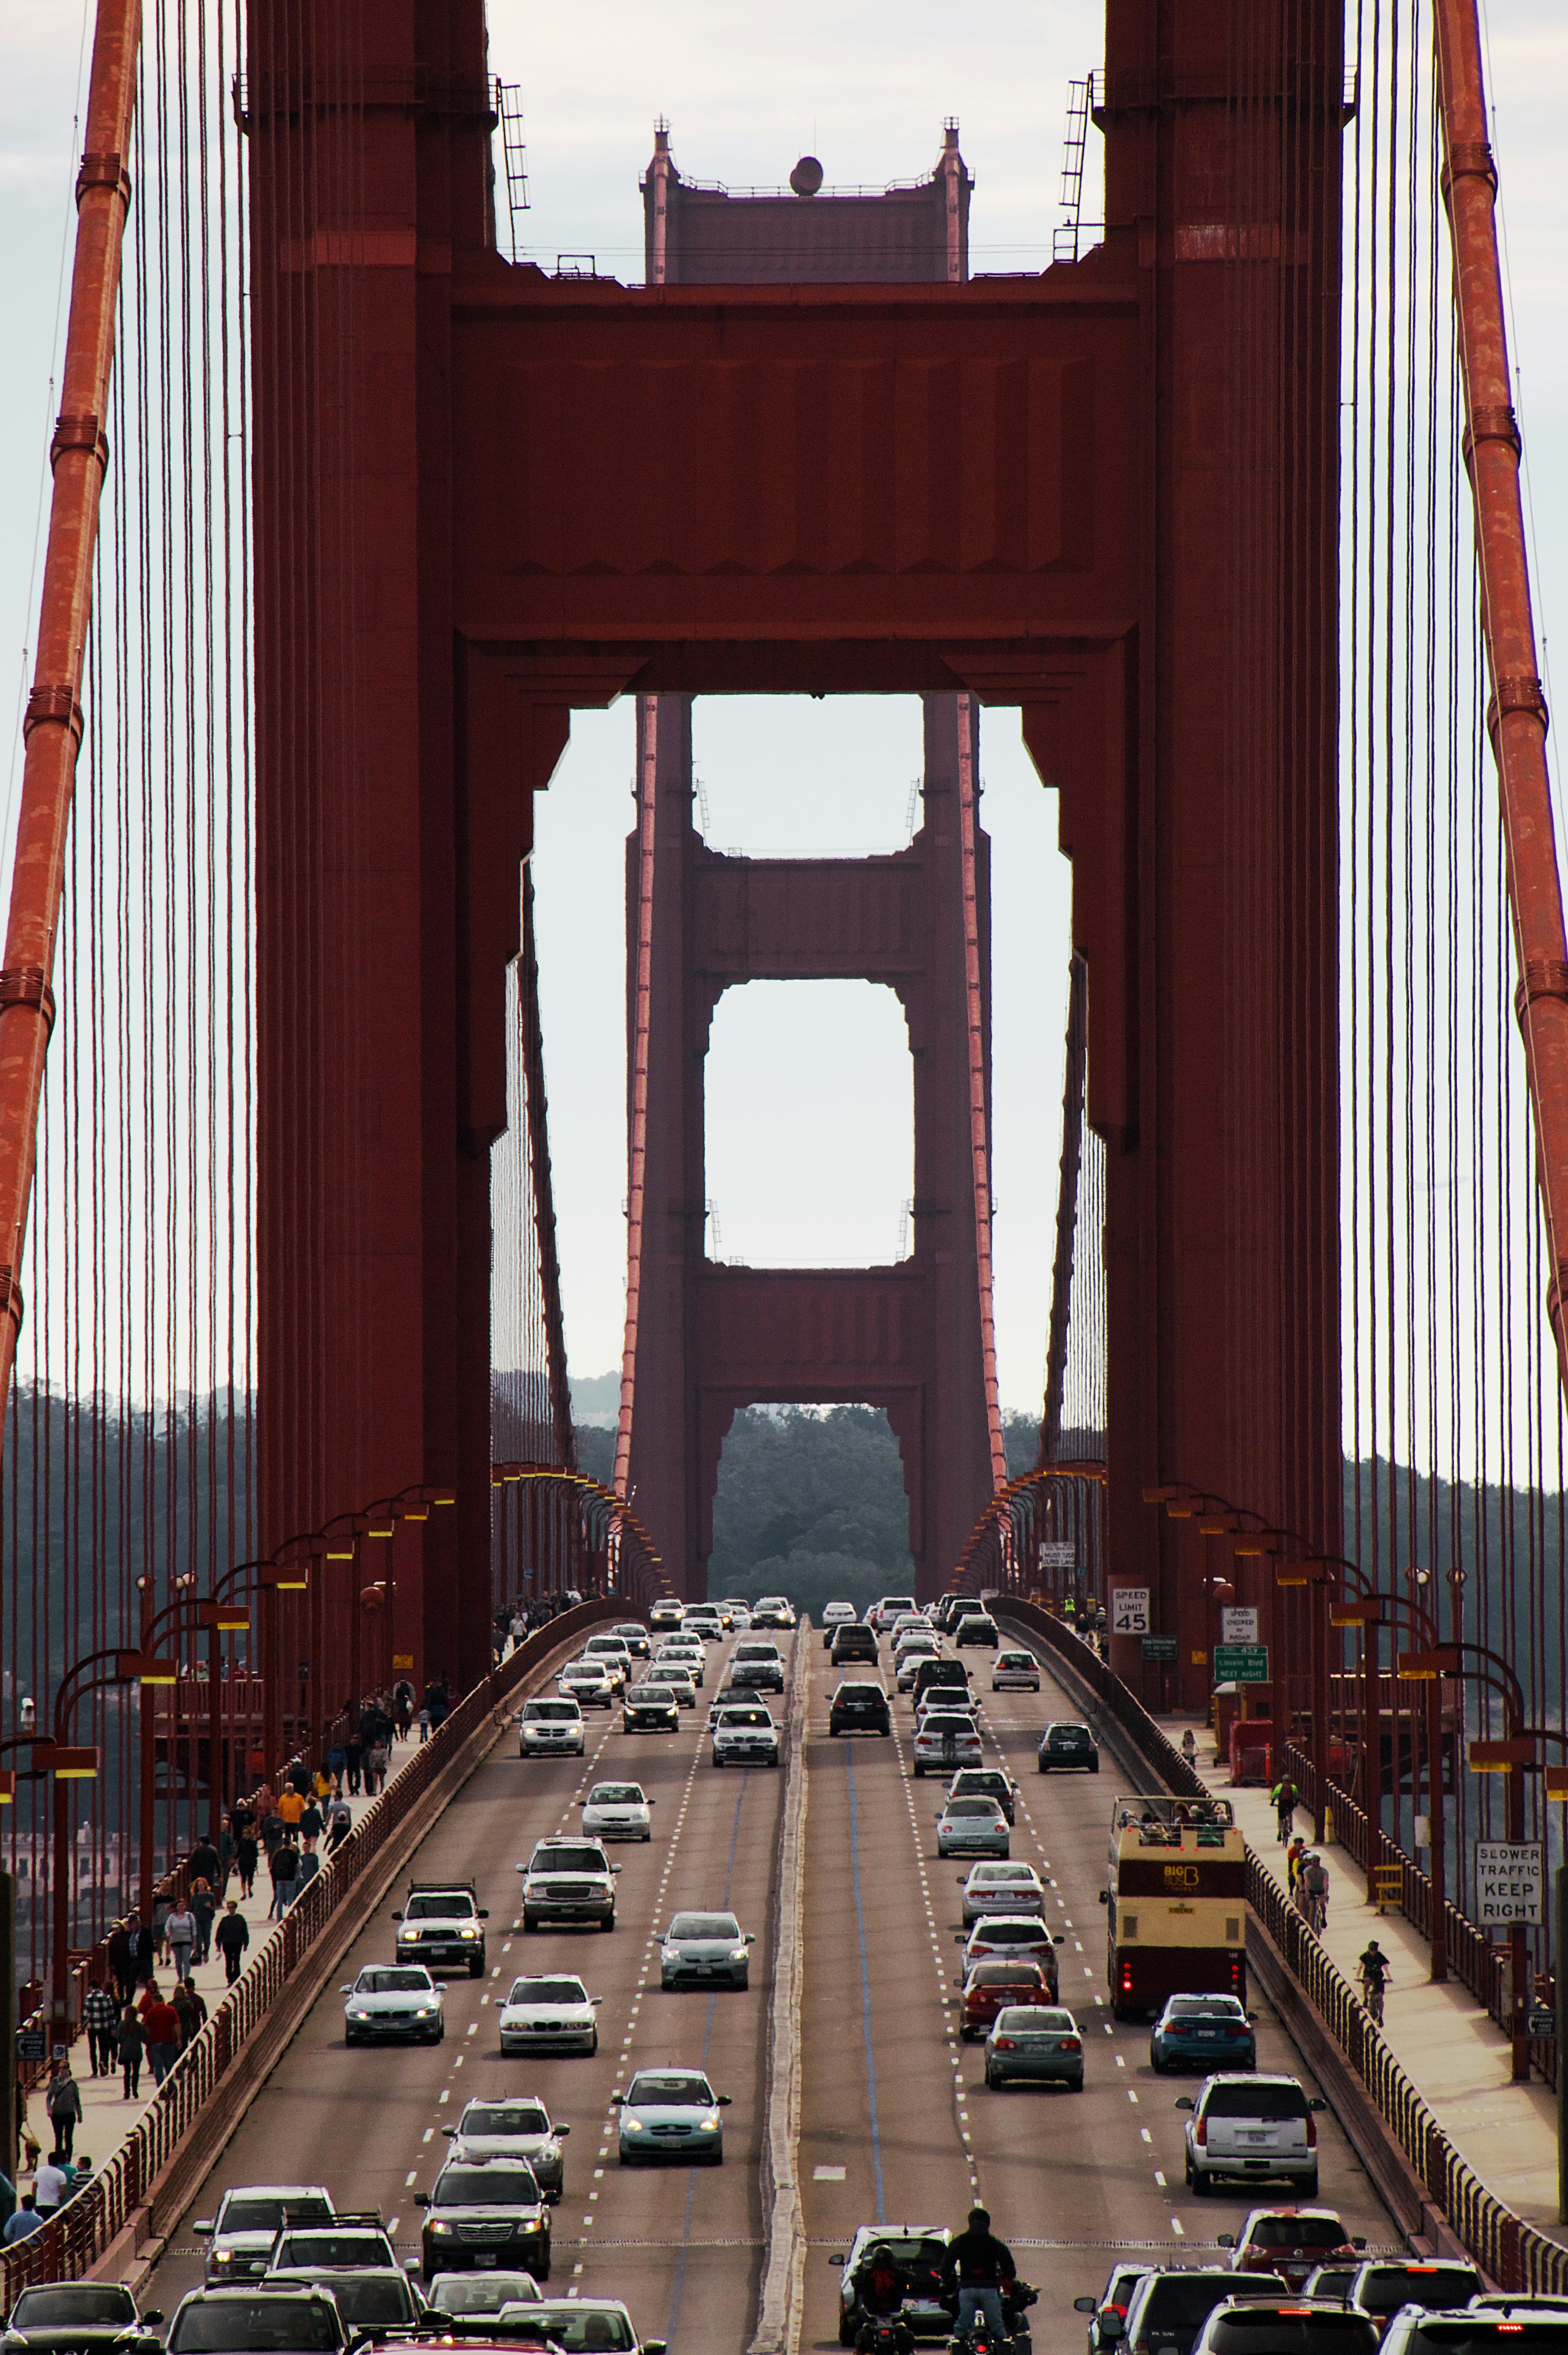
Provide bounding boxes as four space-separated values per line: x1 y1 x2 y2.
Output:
748 1620 810 2355
0 1599 624 2300
998 1597 1558 2294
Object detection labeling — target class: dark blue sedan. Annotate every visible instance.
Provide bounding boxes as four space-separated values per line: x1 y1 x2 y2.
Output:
1149 1993 1257 2072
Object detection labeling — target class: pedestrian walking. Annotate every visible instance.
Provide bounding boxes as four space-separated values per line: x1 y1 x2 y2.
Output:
117 2007 145 2099
187 1836 221 1891
3 2195 43 2245
214 1899 249 1986
142 1993 181 2085
277 1785 304 1834
172 1979 206 2050
106 1917 135 2005
83 1982 119 2078
43 2062 82 2159
189 1877 217 1965
267 1838 300 1920
235 1826 259 1899
1179 1727 1198 1771
363 1740 389 1796
416 1706 431 1744
299 1797 324 1854
327 1745 346 1797
296 1850 321 1894
164 1900 196 1985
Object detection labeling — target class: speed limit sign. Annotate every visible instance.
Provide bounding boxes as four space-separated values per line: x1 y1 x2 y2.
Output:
1111 1586 1150 1635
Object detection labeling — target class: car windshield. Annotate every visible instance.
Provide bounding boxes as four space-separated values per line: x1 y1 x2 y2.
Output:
629 1685 675 1702
995 2006 1072 2031
669 1915 739 1939
354 1970 431 1995
406 1894 472 1919
325 2281 415 2327
1209 2320 1379 2355
462 2105 550 2136
1169 1999 1244 2019
720 1708 772 1727
219 2199 334 2235
736 1644 778 1659
587 1786 643 1805
1204 2083 1307 2120
170 2300 343 2353
528 1847 604 1873
1357 2270 1482 2314
427 2279 541 2315
433 2167 540 2207
1248 2221 1349 2250
1142 2275 1252 2329
523 1703 578 1722
529 2307 635 2352
12 2290 139 2327
274 2236 390 2270
627 2073 713 2105
505 1978 587 2007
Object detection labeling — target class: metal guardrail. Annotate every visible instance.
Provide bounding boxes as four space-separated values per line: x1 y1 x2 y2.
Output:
0 1599 622 2295
1002 1597 1566 2293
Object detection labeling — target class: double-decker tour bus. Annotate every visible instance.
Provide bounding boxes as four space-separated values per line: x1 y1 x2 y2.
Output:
1100 1794 1247 2017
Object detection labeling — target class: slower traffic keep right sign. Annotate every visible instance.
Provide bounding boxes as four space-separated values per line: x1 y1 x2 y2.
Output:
1474 1840 1544 1926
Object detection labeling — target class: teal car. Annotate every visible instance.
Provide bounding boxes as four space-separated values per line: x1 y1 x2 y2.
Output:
983 2002 1085 2090
614 2067 731 2164
1149 1993 1257 2073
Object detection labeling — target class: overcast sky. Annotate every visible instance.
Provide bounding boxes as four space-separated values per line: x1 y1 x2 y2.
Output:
2 2 1565 1418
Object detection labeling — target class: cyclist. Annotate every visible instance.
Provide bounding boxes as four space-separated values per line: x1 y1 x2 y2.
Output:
944 2205 1017 2346
1270 1774 1300 1843
1285 1834 1307 1893
1358 1938 1390 2024
1299 1851 1330 1932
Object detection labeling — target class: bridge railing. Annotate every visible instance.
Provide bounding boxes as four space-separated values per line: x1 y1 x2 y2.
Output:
0 1597 626 2298
1002 1597 1566 2294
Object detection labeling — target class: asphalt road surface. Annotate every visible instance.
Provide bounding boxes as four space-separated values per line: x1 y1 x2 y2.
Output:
140 1621 1396 2352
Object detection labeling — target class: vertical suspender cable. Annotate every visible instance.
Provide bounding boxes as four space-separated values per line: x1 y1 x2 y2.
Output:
1040 954 1088 1468
614 701 658 1502
0 0 141 1439
956 696 1006 1493
1434 0 1568 1403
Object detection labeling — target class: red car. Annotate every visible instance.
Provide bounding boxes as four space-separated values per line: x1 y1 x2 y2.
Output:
958 1960 1053 2041
1219 2209 1367 2289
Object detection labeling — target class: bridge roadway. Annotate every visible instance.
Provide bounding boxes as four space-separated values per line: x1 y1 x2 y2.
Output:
139 1626 1396 2350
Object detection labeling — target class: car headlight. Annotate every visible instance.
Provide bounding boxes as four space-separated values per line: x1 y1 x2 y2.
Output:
624 2119 645 2133
430 2221 454 2235
698 2119 719 2132
459 1927 479 1940
349 2008 373 2020
730 1947 749 1962
415 2006 436 2017
520 2220 542 2232
213 2251 234 2265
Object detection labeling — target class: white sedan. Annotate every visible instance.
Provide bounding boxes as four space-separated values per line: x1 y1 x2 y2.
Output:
991 1649 1041 1691
498 1972 602 2056
581 1781 654 1841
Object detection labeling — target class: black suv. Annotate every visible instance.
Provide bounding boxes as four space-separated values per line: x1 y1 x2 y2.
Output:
828 1681 892 1737
1343 2263 1485 2331
1039 1722 1100 1774
948 1767 1019 1824
415 2157 552 2281
1120 2269 1289 2355
912 1658 971 1708
830 1625 879 1666
1191 2301 1379 2355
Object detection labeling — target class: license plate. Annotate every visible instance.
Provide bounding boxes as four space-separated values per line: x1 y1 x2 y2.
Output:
475 2255 497 2268
697 1964 712 1976
1197 2030 1216 2038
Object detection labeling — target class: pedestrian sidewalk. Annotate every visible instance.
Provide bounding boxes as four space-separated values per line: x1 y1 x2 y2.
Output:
27 1726 429 2192
1169 1715 1563 2237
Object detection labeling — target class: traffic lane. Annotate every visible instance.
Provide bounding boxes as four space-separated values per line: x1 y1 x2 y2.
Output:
800 1696 979 2353
136 1683 695 2312
976 1651 1397 2299
589 1725 784 2353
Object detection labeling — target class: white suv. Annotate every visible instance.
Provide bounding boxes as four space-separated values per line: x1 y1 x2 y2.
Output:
870 1595 918 1630
517 1698 585 1757
1178 2074 1326 2198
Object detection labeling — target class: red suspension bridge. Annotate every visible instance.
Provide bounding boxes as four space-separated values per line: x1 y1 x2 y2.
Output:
1 0 1565 2225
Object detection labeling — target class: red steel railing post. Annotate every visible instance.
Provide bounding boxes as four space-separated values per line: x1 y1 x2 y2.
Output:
1435 0 1568 1396
0 0 142 1433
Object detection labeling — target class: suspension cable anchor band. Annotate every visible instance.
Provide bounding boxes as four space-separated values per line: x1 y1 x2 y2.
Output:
1513 961 1568 1032
1487 676 1549 737
49 415 110 473
0 1268 26 1336
75 152 133 207
1440 140 1497 195
22 685 84 744
0 971 57 1036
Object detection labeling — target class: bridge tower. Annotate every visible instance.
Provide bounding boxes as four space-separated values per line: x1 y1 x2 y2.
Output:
617 132 1004 1599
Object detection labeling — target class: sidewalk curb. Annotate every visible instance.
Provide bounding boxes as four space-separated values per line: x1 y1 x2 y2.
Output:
999 1611 1469 2269
748 1622 810 2355
90 1617 614 2295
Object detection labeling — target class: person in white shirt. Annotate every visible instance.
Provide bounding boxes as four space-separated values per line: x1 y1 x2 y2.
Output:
32 2156 68 2217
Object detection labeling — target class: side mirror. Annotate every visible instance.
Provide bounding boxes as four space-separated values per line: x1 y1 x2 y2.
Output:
143 2316 165 2330
1309 2098 1327 2112
1352 2239 1367 2251
644 2343 668 2355
829 2255 846 2269
611 1864 623 1875
1054 1936 1065 1946
716 2094 733 2106
193 2222 214 2235
591 1996 604 2006
515 1862 527 1872
1098 1890 1109 1905
440 2125 456 2136
391 1910 404 1921
1073 2299 1098 2316
746 1933 756 1944
1247 2011 1258 2022
339 1986 353 1996
413 2193 430 2209
1175 2097 1195 2111
557 2123 571 2136
478 1910 490 1920
1216 2234 1235 2249
954 1935 965 1945
609 2093 625 2105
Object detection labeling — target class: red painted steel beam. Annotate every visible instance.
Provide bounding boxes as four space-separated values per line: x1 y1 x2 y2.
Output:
0 0 140 1427
1435 0 1568 1397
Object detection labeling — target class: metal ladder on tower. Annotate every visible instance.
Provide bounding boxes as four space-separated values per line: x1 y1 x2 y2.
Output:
1053 74 1102 264
492 79 530 263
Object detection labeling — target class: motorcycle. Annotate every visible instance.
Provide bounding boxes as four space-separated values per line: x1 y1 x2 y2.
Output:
947 2281 1039 2355
855 2315 916 2355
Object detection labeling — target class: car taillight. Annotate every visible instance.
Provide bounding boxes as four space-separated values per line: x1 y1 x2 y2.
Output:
1059 2037 1082 2051
1193 2118 1207 2146
1305 2114 1317 2147
994 2038 1016 2051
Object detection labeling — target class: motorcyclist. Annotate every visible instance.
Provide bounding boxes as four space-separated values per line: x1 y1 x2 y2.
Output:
945 2206 1016 2343
856 2245 914 2353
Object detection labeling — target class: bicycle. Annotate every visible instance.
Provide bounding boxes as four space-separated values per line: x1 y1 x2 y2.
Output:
1359 1969 1387 2025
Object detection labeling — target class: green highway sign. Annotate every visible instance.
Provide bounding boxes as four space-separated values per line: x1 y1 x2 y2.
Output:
1214 1643 1270 1684
1141 1635 1179 1662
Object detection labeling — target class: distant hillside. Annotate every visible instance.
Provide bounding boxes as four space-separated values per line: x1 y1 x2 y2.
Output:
568 1370 621 1428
